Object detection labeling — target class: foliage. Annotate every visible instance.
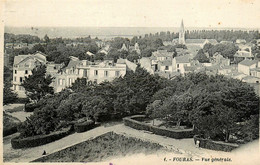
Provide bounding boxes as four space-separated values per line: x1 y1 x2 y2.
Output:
21 65 54 102
18 105 60 138
4 80 18 105
203 43 238 59
3 66 18 105
146 73 259 142
194 49 210 63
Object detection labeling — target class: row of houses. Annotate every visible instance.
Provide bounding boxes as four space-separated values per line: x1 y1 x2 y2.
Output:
12 52 136 98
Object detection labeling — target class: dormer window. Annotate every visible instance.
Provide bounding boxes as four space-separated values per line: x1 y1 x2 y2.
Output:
25 70 28 74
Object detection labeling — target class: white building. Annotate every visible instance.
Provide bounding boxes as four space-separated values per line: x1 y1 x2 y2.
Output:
53 57 130 92
172 55 192 74
12 52 47 98
238 59 258 75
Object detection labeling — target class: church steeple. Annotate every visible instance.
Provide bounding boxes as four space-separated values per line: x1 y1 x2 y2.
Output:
179 19 185 44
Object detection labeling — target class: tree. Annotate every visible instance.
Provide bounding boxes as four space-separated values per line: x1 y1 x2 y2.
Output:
127 51 139 62
146 100 162 125
70 78 88 92
3 81 18 105
21 65 54 103
3 66 17 105
194 49 209 63
18 105 59 138
44 34 50 43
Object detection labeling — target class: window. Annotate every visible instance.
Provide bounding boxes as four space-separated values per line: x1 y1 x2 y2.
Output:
177 64 180 68
95 70 98 76
20 77 23 83
14 76 16 82
104 71 108 77
69 78 72 85
83 70 87 77
14 70 17 74
115 71 120 77
25 70 28 74
177 69 180 73
13 85 16 90
59 79 63 85
62 79 65 85
165 66 169 70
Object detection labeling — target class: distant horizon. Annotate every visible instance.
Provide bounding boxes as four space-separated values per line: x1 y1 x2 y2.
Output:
5 26 260 39
5 25 260 29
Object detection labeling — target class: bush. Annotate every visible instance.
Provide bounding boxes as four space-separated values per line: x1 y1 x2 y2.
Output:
74 120 95 133
11 126 72 149
193 135 239 152
123 115 194 139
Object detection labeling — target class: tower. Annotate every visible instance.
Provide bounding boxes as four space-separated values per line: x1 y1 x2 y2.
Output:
178 19 185 44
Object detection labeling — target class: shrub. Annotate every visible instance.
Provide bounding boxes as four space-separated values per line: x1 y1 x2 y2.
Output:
74 120 95 133
123 115 194 139
11 126 72 149
193 135 239 152
18 105 60 138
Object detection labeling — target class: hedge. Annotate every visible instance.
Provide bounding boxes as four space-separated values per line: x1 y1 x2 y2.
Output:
11 126 72 149
13 98 29 104
24 103 39 112
193 135 239 152
123 115 194 139
74 120 95 133
3 125 18 137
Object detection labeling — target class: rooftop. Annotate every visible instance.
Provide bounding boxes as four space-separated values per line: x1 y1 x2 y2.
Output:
159 60 172 66
152 50 173 57
186 39 218 44
175 55 191 63
239 59 258 66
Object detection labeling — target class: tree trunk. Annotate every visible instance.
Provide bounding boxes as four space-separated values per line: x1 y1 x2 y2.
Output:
225 131 229 142
177 120 181 128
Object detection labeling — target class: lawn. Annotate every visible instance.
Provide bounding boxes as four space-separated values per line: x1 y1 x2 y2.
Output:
32 132 168 162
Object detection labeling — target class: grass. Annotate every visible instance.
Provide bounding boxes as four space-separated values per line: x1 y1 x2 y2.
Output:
4 104 24 113
32 132 168 162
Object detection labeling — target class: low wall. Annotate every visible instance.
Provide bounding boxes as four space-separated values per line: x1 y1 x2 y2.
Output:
11 126 72 149
193 135 239 152
123 115 194 139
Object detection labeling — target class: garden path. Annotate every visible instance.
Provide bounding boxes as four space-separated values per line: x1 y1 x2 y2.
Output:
3 123 259 164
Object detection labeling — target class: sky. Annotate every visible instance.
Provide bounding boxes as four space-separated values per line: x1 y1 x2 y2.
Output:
2 0 260 28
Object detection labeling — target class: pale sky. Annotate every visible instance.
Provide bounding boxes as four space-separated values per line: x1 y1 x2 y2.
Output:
3 0 260 28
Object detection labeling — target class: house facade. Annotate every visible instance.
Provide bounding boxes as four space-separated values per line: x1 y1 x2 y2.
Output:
53 57 128 92
12 52 47 98
238 59 258 75
172 55 192 74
